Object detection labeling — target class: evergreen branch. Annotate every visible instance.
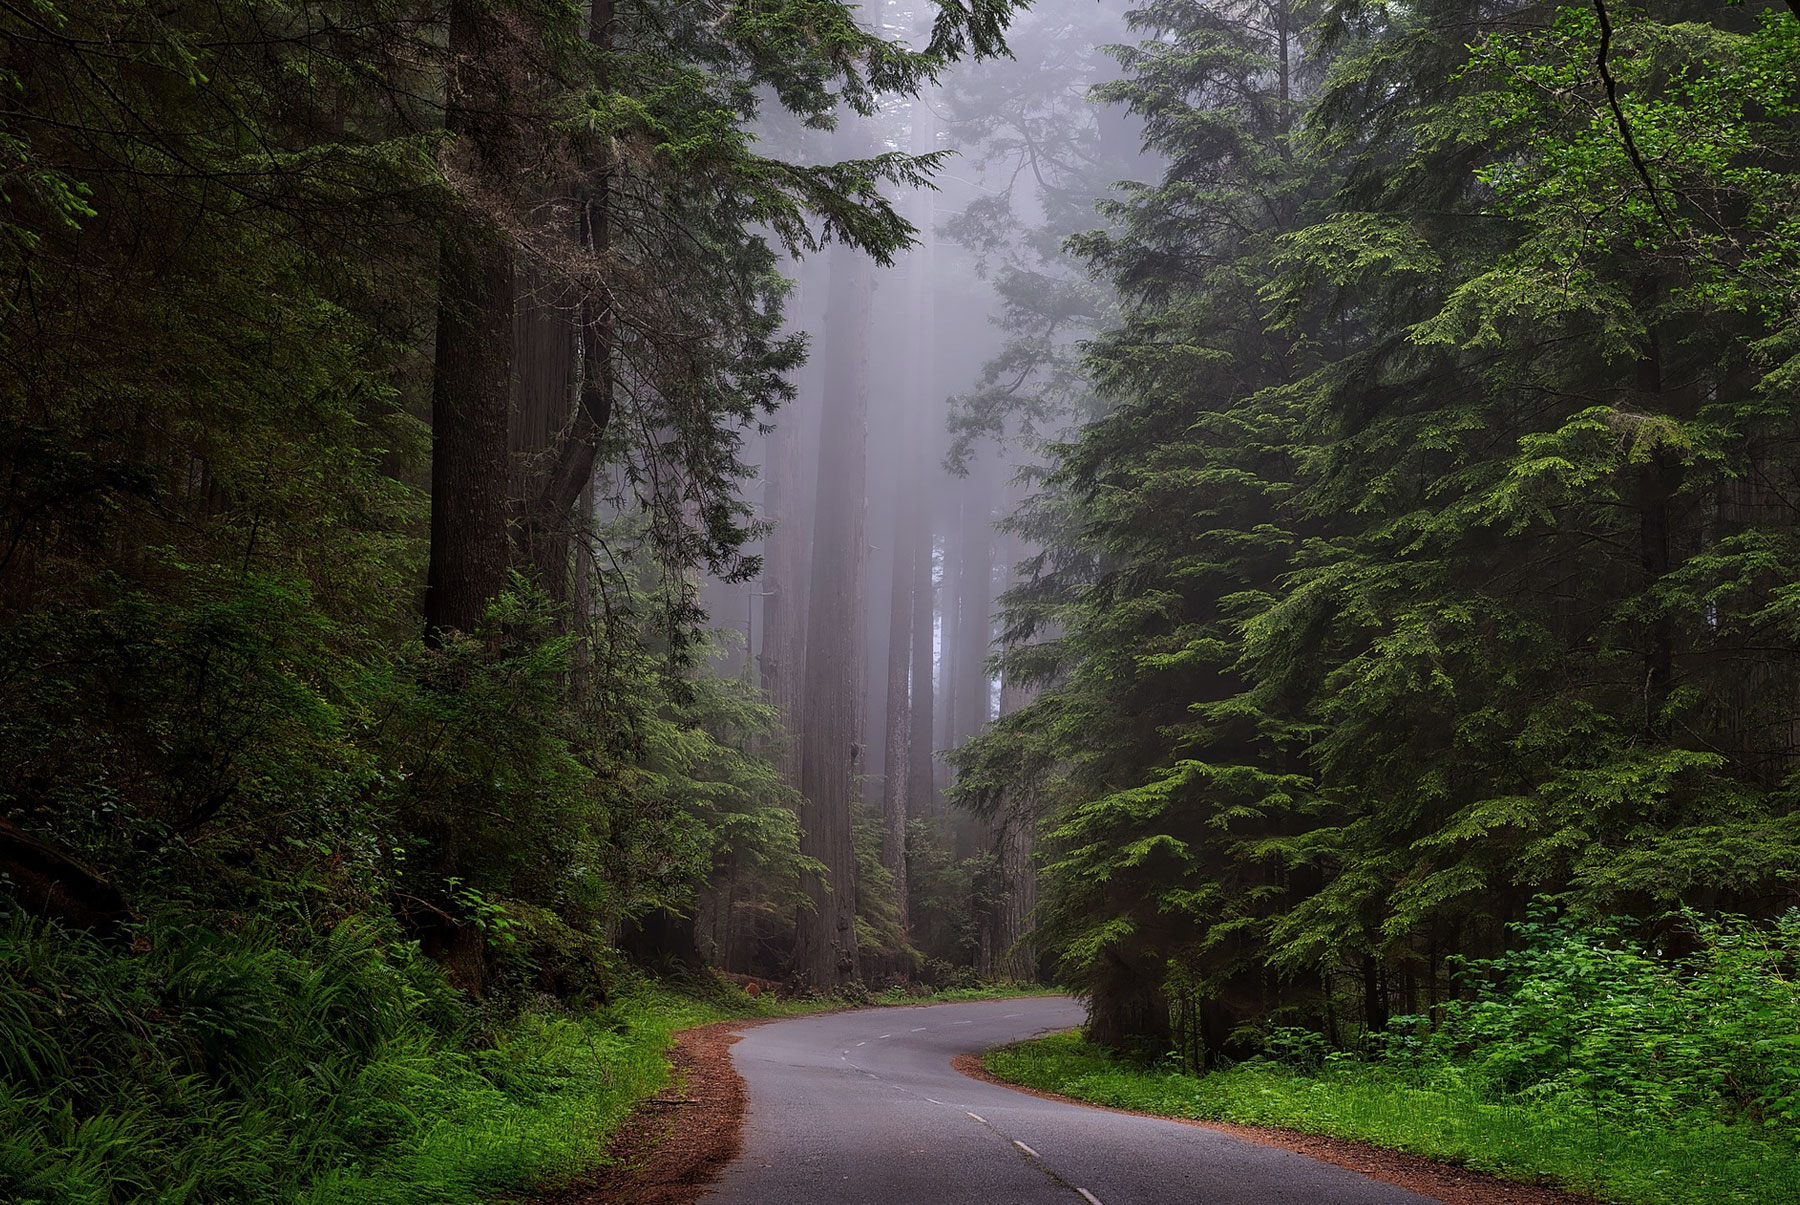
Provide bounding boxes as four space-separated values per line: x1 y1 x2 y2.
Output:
1593 0 1677 233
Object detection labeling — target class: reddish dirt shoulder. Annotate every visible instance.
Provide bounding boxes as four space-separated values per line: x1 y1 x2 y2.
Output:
951 1053 1602 1205
534 1018 767 1205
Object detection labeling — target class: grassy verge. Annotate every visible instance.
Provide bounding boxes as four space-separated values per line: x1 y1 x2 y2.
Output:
323 981 757 1205
984 1031 1800 1205
307 976 1055 1201
1 904 1052 1205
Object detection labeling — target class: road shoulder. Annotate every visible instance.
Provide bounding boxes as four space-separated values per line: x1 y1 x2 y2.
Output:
952 1053 1603 1205
534 1018 763 1205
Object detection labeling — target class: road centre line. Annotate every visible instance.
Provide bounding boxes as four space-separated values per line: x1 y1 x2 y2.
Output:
966 1111 986 1124
1077 1190 1103 1205
1014 1140 1039 1158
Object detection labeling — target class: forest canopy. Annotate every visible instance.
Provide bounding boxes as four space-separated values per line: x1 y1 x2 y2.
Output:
6 0 1800 1198
951 0 1800 1055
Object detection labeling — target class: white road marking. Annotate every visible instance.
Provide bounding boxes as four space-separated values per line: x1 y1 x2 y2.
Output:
1013 1140 1039 1158
911 1026 928 1031
856 1041 866 1047
952 1020 972 1025
1077 1190 1103 1205
1003 1012 1023 1018
966 1111 986 1124
925 1097 946 1105
879 1033 892 1039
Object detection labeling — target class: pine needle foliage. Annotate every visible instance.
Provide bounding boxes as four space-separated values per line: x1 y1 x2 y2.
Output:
955 0 1800 1059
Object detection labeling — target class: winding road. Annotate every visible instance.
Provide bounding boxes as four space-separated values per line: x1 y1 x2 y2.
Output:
702 996 1440 1205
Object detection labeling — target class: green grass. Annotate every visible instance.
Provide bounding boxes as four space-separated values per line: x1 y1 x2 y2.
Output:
0 913 777 1205
1 905 1053 1205
316 982 752 1205
984 1032 1800 1205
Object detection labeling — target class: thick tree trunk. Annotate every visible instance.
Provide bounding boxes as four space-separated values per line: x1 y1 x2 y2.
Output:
424 0 517 640
1634 333 1682 729
510 255 578 603
952 469 994 752
908 515 937 820
760 265 816 786
1362 952 1389 1034
424 232 512 640
990 592 1039 980
792 237 873 990
1087 947 1170 1052
879 477 915 929
936 492 961 796
995 815 1036 979
516 0 614 603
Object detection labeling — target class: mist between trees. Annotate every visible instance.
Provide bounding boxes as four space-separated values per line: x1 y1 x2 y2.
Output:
4 0 1800 1193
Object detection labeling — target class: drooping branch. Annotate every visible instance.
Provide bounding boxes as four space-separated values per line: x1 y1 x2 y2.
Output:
1593 0 1677 233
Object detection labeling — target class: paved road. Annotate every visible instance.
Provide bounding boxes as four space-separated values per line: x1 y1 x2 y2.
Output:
703 996 1439 1205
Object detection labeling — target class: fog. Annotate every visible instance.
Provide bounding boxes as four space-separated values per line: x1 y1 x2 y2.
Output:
687 1 1161 986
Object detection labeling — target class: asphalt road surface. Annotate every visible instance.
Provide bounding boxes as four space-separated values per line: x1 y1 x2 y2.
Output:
703 996 1440 1205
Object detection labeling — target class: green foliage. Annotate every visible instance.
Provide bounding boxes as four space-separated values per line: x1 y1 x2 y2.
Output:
1426 909 1800 1132
989 1028 1800 1205
0 910 735 1205
985 908 1800 1202
953 0 1800 1054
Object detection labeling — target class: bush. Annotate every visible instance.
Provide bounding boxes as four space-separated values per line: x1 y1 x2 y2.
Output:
1433 909 1800 1128
0 909 721 1205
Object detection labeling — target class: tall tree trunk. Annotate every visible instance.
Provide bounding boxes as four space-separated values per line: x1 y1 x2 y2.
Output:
1089 946 1170 1051
878 104 940 935
954 470 994 751
510 254 578 601
879 469 915 930
516 0 614 601
908 507 937 820
792 234 873 990
424 0 516 640
990 537 1039 979
936 489 961 794
760 260 817 786
1634 331 1682 731
995 814 1036 979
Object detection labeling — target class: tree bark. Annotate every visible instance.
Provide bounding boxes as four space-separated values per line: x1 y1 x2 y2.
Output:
936 490 961 795
879 469 915 930
759 261 817 786
792 234 874 990
1088 946 1170 1051
908 508 937 820
424 1 515 640
990 565 1039 980
516 0 614 603
953 472 994 750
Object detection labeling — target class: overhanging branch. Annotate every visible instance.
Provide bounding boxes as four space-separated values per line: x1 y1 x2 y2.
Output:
1593 0 1677 233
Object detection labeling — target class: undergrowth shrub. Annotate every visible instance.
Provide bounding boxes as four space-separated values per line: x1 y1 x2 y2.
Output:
0 907 644 1204
1429 909 1800 1129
